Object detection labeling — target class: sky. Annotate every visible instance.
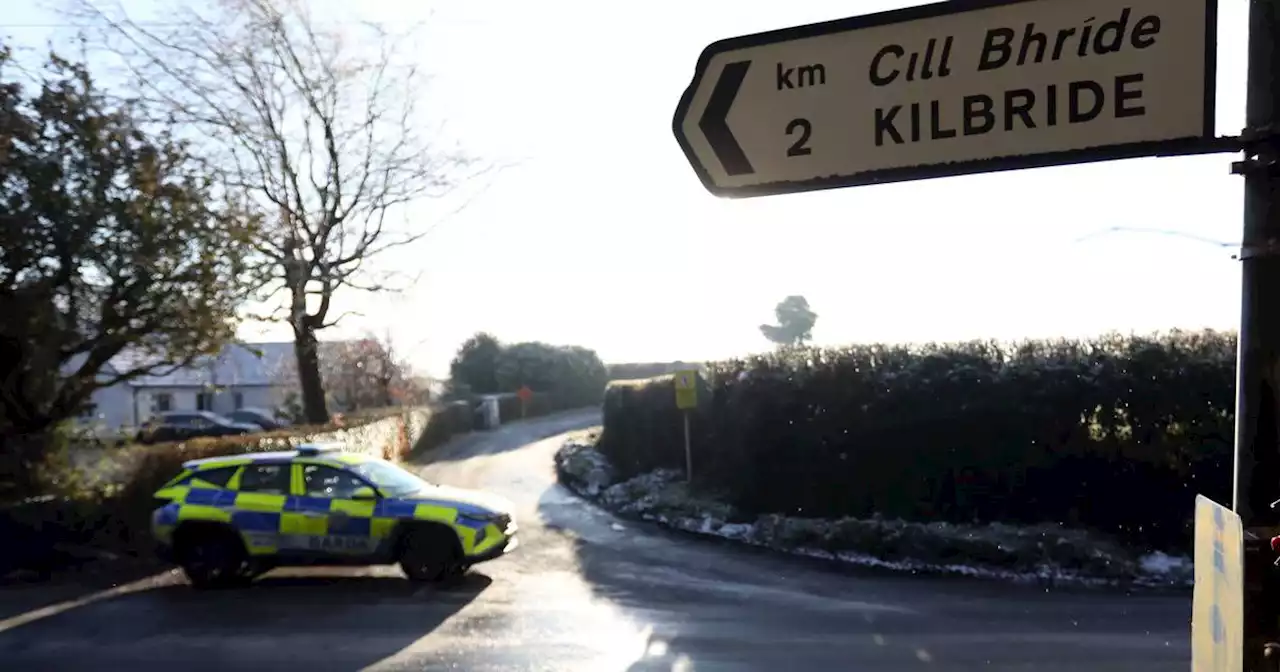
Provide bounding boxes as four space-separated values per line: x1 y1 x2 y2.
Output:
3 0 1251 379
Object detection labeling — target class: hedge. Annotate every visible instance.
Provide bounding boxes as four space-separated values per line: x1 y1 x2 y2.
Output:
1 405 474 577
598 330 1236 551
497 392 589 424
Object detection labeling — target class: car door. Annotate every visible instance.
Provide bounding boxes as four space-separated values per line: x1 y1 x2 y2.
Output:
291 463 380 557
229 462 292 555
168 414 204 441
190 414 221 439
150 415 183 442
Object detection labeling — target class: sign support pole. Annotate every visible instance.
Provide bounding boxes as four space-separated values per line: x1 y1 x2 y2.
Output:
673 369 699 483
1235 0 1280 667
683 410 693 483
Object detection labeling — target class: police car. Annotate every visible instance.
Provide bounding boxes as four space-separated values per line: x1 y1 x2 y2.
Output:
151 443 518 588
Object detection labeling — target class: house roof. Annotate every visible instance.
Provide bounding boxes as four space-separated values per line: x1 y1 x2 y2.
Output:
65 340 357 389
126 342 297 388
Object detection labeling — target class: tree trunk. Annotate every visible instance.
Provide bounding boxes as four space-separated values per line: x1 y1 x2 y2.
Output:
0 429 62 502
292 323 329 425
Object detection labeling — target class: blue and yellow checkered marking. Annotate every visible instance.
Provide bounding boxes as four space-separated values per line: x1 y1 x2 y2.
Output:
231 510 280 532
151 486 503 558
183 488 236 507
150 451 516 564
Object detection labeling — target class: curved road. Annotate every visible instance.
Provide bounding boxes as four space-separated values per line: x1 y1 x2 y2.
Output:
0 410 1189 671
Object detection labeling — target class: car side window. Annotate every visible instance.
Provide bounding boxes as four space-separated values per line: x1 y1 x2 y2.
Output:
170 414 207 429
238 464 291 495
188 466 237 488
302 465 366 499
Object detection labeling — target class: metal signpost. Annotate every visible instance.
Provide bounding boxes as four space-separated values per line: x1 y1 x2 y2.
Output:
517 385 533 419
671 0 1280 668
1233 2 1280 669
674 370 699 482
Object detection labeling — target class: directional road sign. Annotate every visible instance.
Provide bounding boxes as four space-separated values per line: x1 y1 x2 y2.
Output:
673 0 1217 198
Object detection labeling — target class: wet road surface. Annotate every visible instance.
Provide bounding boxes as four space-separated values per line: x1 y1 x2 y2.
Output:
0 409 1190 670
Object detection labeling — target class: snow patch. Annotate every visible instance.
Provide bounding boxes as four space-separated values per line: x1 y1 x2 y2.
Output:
554 436 615 497
1139 551 1193 583
554 436 1193 589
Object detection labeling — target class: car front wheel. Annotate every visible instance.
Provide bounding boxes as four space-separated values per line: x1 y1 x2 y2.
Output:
176 528 251 589
399 525 461 583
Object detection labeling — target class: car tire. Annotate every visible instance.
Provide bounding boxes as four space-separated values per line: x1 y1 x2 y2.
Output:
176 527 251 590
398 525 461 583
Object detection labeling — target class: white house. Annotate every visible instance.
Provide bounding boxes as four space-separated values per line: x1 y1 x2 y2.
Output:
77 342 296 436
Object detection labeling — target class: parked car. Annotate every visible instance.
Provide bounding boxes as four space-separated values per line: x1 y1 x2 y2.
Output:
226 407 291 432
135 411 262 445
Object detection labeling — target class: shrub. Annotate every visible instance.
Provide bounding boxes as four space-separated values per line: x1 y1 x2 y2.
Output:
448 333 611 406
607 362 698 381
497 391 582 424
413 402 472 454
598 330 1236 551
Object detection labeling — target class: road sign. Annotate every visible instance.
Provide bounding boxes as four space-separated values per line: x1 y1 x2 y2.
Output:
673 370 699 481
672 0 1218 198
1193 495 1243 672
517 386 533 403
674 370 698 410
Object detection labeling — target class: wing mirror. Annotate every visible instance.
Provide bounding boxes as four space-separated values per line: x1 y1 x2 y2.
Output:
351 486 379 500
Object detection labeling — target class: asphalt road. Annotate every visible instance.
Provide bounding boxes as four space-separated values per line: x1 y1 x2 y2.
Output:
0 409 1191 671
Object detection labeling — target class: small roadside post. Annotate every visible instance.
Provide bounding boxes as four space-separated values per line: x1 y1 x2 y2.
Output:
674 370 699 482
517 385 533 419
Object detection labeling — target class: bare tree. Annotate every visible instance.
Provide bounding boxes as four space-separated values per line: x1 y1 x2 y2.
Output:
321 332 411 411
65 0 479 423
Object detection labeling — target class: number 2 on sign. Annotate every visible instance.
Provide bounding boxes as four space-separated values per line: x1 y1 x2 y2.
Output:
786 118 812 157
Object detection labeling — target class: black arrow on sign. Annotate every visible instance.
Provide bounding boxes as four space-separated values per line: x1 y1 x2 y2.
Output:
699 60 754 176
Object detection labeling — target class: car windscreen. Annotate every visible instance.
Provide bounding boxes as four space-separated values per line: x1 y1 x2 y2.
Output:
348 459 432 497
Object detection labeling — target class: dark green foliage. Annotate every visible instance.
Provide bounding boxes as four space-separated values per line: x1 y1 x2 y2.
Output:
449 333 503 395
607 362 697 380
598 330 1236 550
496 390 582 424
0 48 259 494
448 333 610 409
495 342 608 408
412 403 473 455
759 295 817 346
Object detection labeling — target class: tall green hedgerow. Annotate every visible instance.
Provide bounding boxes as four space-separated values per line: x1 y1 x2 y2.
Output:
598 330 1235 550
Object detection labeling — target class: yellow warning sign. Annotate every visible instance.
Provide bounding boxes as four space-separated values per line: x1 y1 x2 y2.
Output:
674 369 698 410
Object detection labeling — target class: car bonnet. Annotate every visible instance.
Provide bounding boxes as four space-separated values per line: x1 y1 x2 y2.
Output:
405 484 514 517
